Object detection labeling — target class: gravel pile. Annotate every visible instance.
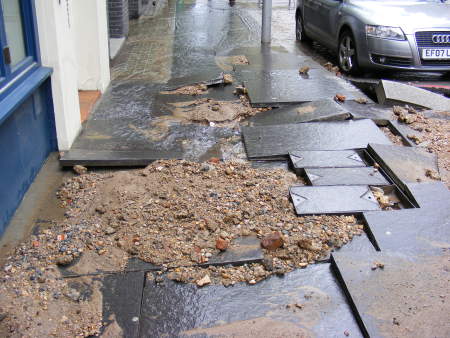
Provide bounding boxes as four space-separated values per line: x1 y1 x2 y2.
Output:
0 160 365 336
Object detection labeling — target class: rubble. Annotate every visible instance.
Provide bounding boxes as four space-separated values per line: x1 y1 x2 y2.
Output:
334 94 346 103
73 165 87 175
223 74 233 84
298 66 310 75
160 83 208 96
0 161 366 334
260 232 284 250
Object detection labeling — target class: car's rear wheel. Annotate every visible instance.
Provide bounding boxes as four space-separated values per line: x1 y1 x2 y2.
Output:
338 30 359 74
296 13 309 42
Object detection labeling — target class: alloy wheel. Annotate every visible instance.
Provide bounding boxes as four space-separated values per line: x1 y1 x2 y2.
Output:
339 35 356 73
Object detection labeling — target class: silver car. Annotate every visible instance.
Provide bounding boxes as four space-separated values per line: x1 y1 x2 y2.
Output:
295 0 450 74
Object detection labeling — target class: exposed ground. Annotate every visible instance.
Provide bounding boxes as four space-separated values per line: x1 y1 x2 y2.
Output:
0 160 365 336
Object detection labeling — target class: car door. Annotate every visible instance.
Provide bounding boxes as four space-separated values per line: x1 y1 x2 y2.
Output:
315 0 342 48
303 0 323 40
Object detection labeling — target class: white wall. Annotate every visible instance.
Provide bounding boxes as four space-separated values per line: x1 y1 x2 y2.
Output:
72 0 111 92
35 0 81 151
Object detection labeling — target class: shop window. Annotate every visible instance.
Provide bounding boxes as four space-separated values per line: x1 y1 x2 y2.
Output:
0 0 38 98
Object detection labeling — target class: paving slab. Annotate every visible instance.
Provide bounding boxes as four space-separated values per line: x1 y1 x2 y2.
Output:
387 120 422 147
290 185 380 215
405 181 450 208
60 149 181 167
364 207 450 255
140 264 362 337
289 150 366 170
331 251 450 338
202 236 263 267
304 167 390 186
242 120 392 160
101 271 145 338
340 101 394 126
376 79 450 111
241 69 367 107
367 143 439 193
245 99 351 126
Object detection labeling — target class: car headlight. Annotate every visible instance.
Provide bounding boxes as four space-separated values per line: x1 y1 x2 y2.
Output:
365 25 405 40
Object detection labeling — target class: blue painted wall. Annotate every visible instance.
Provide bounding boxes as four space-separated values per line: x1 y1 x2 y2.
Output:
0 78 57 235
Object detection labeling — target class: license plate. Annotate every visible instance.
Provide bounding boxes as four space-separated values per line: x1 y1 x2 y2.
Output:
422 48 450 60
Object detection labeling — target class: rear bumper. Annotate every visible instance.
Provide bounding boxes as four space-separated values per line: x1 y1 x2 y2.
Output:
359 30 450 72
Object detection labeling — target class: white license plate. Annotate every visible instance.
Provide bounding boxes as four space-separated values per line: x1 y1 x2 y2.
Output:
422 48 450 60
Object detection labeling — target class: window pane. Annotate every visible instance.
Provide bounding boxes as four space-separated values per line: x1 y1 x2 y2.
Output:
1 0 27 67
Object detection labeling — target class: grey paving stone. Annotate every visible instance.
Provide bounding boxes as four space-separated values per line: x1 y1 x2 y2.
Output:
101 271 145 338
341 101 394 126
241 69 367 107
242 120 392 160
140 264 362 337
246 99 351 126
290 185 380 215
331 251 450 338
201 236 263 267
60 149 181 167
304 167 390 186
290 150 366 170
367 143 439 193
376 80 450 111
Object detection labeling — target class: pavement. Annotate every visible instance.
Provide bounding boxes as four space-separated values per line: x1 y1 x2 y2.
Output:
3 0 450 337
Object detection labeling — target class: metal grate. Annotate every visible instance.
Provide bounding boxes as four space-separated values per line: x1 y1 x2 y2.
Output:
371 54 412 67
415 31 450 47
421 59 450 66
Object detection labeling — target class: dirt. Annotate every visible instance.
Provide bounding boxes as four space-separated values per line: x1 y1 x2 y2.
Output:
0 160 365 336
405 113 450 187
160 83 208 96
380 126 404 146
167 96 270 126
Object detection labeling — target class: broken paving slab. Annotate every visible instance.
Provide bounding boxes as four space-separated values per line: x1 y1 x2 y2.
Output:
101 271 145 338
387 120 422 147
240 68 367 107
340 101 394 126
304 167 390 186
290 150 367 171
363 182 450 254
376 79 450 111
290 185 380 215
331 251 450 338
242 119 392 160
367 143 439 193
201 236 263 267
245 99 351 126
140 264 362 337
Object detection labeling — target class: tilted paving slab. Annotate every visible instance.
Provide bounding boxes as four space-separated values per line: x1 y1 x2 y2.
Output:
242 120 392 160
241 69 367 107
290 150 366 170
367 143 439 193
340 101 394 126
362 182 450 253
245 99 351 126
387 120 422 147
140 264 362 337
376 79 450 111
331 251 450 338
304 167 390 186
290 185 380 215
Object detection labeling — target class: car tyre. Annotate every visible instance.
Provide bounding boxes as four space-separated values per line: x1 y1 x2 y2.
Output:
338 30 359 75
296 13 309 42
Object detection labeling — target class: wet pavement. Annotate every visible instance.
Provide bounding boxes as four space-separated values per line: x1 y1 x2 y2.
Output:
52 1 450 337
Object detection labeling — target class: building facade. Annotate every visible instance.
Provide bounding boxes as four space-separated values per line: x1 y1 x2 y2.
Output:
0 0 111 235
